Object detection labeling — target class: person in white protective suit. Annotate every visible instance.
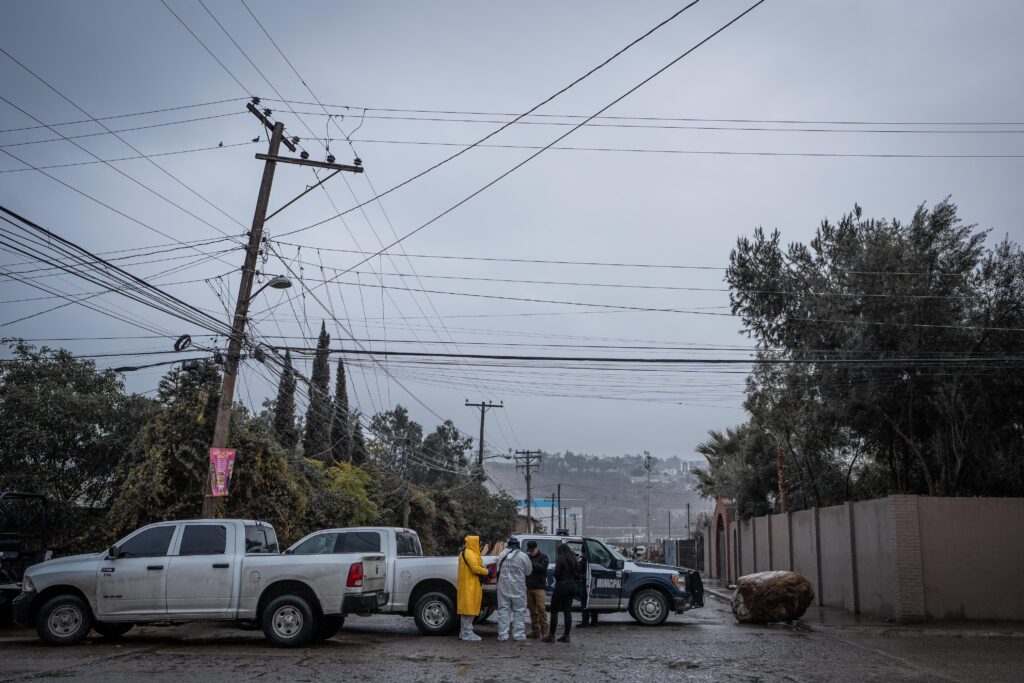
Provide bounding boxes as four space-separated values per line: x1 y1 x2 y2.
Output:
495 538 534 641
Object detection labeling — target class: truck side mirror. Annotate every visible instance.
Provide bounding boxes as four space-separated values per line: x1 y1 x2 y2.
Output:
107 545 119 560
614 558 625 570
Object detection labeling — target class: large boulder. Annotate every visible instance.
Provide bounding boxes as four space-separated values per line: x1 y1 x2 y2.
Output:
731 571 815 623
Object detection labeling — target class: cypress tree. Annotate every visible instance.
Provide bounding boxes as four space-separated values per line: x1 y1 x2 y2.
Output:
330 357 352 463
350 410 367 466
272 350 299 450
302 322 332 460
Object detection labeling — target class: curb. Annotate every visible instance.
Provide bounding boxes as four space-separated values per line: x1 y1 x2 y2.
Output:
704 588 733 605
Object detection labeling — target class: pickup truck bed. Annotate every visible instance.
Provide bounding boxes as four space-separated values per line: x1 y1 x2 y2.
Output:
285 527 496 636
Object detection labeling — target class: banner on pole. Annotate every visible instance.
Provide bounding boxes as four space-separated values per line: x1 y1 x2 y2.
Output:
209 448 236 497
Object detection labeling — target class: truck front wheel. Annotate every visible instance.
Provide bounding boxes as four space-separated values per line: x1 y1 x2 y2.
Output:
36 594 92 645
413 591 457 636
262 594 315 647
630 589 669 626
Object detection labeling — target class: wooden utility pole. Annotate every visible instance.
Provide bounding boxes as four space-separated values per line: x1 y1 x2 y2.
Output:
550 493 555 533
201 100 362 518
514 449 541 531
643 451 653 545
556 483 561 531
465 400 502 477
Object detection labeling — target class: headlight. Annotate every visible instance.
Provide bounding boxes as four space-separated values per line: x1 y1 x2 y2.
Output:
22 575 36 592
671 573 687 589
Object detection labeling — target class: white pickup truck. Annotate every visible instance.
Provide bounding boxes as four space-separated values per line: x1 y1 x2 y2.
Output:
285 526 496 635
13 519 386 647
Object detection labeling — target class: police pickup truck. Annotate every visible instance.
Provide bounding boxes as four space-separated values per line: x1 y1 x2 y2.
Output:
13 519 386 647
512 533 703 626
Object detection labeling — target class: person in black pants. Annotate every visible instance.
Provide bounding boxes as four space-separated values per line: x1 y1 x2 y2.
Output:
544 543 580 643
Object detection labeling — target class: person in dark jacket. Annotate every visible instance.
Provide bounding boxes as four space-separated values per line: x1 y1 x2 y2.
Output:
543 543 579 643
525 540 549 639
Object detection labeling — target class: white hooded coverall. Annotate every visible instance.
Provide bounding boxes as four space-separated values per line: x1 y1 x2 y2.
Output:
495 546 534 640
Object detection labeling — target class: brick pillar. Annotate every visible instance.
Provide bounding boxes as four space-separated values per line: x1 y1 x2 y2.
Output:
889 495 926 622
843 501 860 614
813 506 823 606
786 511 794 571
751 519 757 572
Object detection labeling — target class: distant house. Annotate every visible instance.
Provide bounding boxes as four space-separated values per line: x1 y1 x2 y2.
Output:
515 512 543 533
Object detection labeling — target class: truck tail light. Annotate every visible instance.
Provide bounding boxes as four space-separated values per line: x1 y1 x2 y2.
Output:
485 562 498 585
347 562 364 588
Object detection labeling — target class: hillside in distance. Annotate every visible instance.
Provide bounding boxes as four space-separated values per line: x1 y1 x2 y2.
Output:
485 451 711 543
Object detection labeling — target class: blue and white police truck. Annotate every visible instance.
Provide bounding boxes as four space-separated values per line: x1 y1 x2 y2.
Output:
510 532 704 626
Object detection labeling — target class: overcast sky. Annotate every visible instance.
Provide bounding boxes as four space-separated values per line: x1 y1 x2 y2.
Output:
2 0 1022 460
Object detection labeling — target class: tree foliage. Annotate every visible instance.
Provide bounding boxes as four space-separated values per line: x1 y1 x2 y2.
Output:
0 343 518 555
272 349 298 451
330 358 351 464
703 199 1024 514
0 342 154 548
302 322 332 461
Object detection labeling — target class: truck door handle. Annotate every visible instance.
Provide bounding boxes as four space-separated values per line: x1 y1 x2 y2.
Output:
212 563 229 569
147 565 164 571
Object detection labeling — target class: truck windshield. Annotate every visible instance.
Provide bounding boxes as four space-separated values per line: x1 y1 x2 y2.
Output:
395 531 422 556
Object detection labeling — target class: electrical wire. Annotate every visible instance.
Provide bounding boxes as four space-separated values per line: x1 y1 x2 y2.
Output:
275 0 706 238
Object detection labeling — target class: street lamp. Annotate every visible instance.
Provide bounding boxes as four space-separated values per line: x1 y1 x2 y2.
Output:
248 275 292 301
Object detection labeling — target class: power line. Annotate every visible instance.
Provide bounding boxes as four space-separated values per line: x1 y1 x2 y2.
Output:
263 0 768 323
0 140 259 174
257 275 1024 333
269 239 991 277
283 112 1024 135
0 52 248 241
258 100 1024 128
276 260 982 301
342 136 1024 160
278 346 1024 366
0 206 234 337
0 97 245 133
275 0 705 238
0 111 245 148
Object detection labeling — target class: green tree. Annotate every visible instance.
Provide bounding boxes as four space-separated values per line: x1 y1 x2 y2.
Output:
695 425 777 519
330 358 351 464
110 364 310 544
422 420 473 485
109 363 222 536
726 199 1024 498
302 322 332 461
368 405 425 480
272 349 299 451
0 342 154 549
350 410 368 466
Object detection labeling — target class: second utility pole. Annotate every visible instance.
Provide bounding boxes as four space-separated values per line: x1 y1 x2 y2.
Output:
514 449 542 531
643 451 653 546
466 399 502 477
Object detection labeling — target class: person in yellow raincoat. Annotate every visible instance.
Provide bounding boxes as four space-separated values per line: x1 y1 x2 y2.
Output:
457 534 489 641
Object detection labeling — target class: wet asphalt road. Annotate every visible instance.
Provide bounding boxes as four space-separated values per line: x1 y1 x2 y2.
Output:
1 599 1021 682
